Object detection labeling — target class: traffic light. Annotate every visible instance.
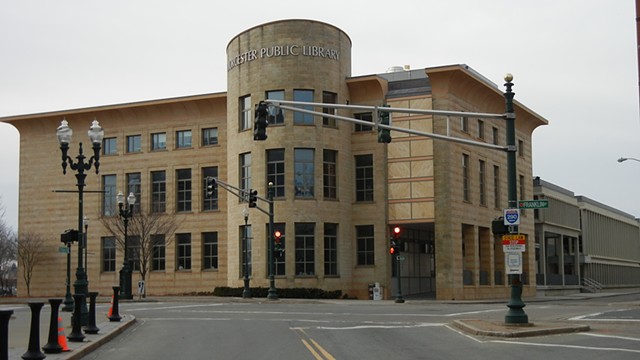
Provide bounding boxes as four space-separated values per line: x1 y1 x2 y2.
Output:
377 104 391 143
389 240 399 255
60 229 78 244
393 226 401 240
274 230 284 259
205 177 216 198
254 101 269 141
248 189 258 208
390 226 401 255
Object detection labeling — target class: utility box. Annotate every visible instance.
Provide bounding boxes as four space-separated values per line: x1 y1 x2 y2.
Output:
373 282 383 300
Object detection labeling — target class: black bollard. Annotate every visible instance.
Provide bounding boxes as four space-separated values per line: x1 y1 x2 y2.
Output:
108 287 122 322
21 302 45 360
43 299 63 353
1 310 13 360
84 292 100 334
67 294 85 342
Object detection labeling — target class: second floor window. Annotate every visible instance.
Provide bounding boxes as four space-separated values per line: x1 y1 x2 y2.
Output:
355 154 373 202
240 153 251 196
102 174 117 216
294 148 314 198
267 149 285 198
176 169 192 212
127 172 141 213
323 150 337 199
151 171 166 213
176 130 192 148
151 132 166 151
354 112 373 132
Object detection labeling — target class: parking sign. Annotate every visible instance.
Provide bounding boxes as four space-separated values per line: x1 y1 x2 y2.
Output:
503 208 520 225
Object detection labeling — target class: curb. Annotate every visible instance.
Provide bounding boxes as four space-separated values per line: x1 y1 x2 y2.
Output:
452 319 590 338
65 315 137 360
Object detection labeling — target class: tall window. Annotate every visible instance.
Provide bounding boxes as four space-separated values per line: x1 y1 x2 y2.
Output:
461 117 469 132
176 233 191 270
176 169 192 212
126 135 141 153
492 126 499 145
202 232 218 270
356 225 375 265
295 223 315 276
102 174 117 216
322 91 337 127
493 165 501 209
239 152 251 198
293 89 314 125
151 132 166 151
354 112 373 132
324 223 338 275
128 236 141 272
519 174 526 202
202 167 218 211
241 225 252 277
127 172 141 213
294 148 314 198
518 139 525 158
267 149 285 197
355 154 374 202
479 160 486 206
202 128 218 146
152 235 165 271
266 90 285 125
273 223 286 276
240 95 252 131
462 154 470 202
151 171 166 213
478 120 485 140
176 130 192 148
103 137 117 155
101 237 116 272
323 150 337 199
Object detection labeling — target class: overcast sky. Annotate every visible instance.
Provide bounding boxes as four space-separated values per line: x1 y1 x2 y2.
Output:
1 0 639 231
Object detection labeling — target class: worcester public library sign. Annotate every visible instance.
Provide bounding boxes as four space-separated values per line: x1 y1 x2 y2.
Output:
228 44 341 70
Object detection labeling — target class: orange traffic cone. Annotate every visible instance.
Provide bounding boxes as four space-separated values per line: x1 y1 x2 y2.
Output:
57 316 69 352
107 295 113 317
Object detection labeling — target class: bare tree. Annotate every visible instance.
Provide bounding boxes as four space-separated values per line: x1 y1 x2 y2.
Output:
0 205 17 294
100 210 181 296
17 232 47 297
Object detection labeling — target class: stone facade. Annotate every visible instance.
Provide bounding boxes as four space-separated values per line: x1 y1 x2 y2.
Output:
2 20 547 300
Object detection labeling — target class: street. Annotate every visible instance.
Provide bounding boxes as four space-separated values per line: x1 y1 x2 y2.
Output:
77 294 640 360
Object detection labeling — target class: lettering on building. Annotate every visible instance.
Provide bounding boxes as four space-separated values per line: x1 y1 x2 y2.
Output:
228 44 340 70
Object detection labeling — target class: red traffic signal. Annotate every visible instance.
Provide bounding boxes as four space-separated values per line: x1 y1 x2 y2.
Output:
393 226 401 239
389 246 396 255
274 230 282 242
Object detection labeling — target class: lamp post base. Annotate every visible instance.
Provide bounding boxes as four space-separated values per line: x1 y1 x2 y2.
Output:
505 275 528 324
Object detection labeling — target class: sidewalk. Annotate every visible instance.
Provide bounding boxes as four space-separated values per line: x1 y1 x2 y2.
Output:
1 299 135 360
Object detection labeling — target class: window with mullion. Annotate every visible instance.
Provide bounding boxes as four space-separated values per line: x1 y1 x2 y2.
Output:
324 223 338 275
126 172 141 213
354 112 373 132
240 95 252 131
127 135 141 153
239 153 251 201
355 154 373 202
151 235 165 271
102 175 117 216
266 90 285 125
295 223 315 276
294 148 314 198
322 91 337 127
102 237 116 272
151 171 166 213
356 225 374 265
202 232 218 270
151 132 166 151
176 169 192 212
323 149 337 199
176 233 191 270
267 149 285 198
293 89 314 125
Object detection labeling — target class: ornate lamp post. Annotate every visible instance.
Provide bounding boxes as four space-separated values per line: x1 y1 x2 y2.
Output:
56 118 103 324
117 191 135 300
242 208 251 298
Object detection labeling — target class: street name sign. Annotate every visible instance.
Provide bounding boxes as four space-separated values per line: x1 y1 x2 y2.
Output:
518 200 549 209
58 246 70 254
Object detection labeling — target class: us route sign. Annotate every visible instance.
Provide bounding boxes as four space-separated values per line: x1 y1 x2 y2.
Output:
518 200 549 209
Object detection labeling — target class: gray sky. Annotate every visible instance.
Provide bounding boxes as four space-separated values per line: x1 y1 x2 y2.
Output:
1 0 639 231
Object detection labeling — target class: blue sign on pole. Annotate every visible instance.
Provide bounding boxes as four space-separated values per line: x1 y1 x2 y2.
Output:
503 208 520 225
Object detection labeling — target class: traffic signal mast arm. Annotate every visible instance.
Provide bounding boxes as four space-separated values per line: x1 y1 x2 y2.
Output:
264 99 509 151
212 177 272 216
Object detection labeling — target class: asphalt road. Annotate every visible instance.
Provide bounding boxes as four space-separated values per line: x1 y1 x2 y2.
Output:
77 295 640 360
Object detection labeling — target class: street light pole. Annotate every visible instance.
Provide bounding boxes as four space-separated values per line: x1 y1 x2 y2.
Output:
83 216 88 282
56 118 103 325
503 74 528 325
242 208 251 298
267 182 278 300
62 240 73 312
117 191 136 300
